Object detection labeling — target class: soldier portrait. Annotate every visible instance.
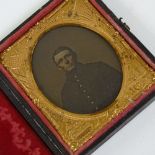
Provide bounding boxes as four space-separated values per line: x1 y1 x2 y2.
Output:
32 26 123 114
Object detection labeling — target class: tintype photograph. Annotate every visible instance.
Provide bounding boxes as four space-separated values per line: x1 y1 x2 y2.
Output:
32 26 123 114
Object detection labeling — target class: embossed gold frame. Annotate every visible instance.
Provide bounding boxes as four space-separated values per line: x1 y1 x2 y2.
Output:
0 0 155 154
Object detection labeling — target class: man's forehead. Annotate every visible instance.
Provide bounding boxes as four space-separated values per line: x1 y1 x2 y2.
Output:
54 50 70 61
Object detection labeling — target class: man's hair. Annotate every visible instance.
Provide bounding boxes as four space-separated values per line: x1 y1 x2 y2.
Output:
52 46 77 64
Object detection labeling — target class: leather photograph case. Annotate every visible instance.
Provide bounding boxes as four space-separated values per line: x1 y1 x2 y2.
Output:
0 0 155 154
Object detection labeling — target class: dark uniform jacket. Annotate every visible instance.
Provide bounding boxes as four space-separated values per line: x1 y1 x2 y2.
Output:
61 62 122 114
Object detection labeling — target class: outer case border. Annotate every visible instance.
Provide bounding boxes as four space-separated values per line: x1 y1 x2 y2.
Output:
0 0 155 155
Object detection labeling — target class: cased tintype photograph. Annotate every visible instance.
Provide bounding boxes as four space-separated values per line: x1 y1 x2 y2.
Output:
0 0 154 155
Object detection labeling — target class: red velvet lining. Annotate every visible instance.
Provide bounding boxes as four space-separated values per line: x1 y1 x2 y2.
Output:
0 90 52 155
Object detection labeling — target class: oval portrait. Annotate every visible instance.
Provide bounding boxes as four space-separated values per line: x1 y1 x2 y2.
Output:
32 26 123 114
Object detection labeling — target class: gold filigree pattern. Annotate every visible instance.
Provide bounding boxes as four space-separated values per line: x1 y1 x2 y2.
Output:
0 0 155 151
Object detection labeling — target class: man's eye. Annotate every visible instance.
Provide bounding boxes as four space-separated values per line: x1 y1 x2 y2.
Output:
58 58 63 64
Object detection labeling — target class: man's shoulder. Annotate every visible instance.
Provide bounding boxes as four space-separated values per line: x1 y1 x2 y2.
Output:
81 61 111 69
77 62 110 75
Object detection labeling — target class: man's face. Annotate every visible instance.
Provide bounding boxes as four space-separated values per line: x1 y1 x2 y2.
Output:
54 50 75 72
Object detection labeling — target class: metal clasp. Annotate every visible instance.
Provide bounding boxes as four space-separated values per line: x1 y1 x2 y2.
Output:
119 17 130 31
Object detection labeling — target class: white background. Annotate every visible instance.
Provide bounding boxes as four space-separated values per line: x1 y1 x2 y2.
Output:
0 0 154 155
